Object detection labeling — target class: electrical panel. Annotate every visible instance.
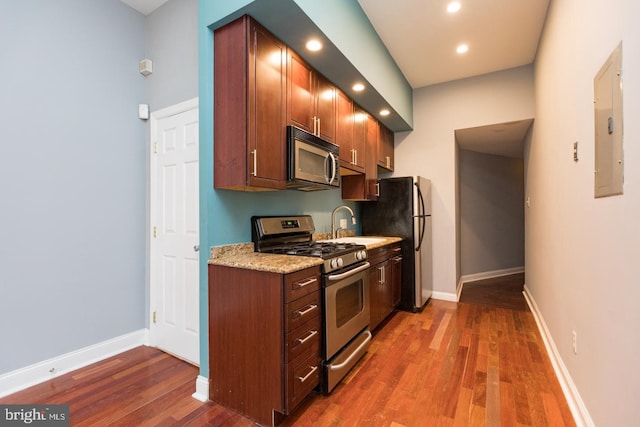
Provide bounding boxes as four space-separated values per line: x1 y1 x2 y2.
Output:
594 43 623 198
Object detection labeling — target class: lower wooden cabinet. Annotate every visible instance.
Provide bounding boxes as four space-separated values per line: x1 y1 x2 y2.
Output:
368 243 402 331
390 245 402 308
209 264 321 426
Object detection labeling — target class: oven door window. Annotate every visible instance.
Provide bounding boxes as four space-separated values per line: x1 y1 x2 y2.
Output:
335 278 365 328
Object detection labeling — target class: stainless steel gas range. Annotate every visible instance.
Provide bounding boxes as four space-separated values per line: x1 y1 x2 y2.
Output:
252 215 372 393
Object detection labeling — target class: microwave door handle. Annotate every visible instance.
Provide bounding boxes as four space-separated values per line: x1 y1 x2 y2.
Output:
327 152 337 185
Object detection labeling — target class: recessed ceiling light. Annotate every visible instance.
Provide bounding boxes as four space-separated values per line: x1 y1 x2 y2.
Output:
305 39 322 52
380 109 390 116
447 2 461 13
456 43 469 54
352 83 365 92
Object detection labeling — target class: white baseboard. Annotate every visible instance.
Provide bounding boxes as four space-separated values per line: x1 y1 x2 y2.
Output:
0 329 149 398
460 266 525 285
522 285 594 427
192 375 209 402
431 291 458 302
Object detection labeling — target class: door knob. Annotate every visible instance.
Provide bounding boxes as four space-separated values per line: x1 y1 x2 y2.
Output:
194 245 200 252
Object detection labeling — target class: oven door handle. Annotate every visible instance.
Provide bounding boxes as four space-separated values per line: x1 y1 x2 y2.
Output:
329 330 372 371
326 262 371 281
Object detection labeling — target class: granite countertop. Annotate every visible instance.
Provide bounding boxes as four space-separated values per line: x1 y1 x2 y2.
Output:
208 237 402 274
208 243 323 274
359 236 403 249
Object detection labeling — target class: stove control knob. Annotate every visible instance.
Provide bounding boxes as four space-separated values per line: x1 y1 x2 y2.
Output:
337 257 344 268
330 259 338 269
357 250 367 260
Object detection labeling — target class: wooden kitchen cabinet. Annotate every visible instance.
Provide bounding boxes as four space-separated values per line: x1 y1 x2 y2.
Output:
341 108 379 201
287 49 336 143
377 123 394 171
214 15 287 191
390 245 402 308
369 257 391 331
336 89 365 173
209 264 322 426
367 243 402 331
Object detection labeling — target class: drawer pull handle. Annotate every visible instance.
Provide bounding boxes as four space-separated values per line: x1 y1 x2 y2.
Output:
297 329 318 345
295 304 318 317
296 278 317 288
298 365 318 383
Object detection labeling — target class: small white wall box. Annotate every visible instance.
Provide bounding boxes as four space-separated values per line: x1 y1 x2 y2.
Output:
138 104 150 120
139 58 153 76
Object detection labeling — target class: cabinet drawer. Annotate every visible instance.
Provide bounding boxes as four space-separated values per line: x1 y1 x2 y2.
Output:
284 267 321 302
285 349 321 412
286 291 321 332
285 315 321 363
368 246 390 265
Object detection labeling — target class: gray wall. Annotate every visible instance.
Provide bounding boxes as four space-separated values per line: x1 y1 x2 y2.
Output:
0 0 146 374
145 0 198 110
458 150 524 276
528 0 640 424
394 65 535 298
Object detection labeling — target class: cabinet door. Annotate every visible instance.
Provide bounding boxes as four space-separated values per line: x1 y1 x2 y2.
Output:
377 124 394 171
364 114 379 200
336 90 355 169
214 16 286 191
340 107 375 200
249 21 287 188
287 50 315 134
369 260 390 331
315 74 336 143
354 107 368 170
391 251 402 308
368 264 383 331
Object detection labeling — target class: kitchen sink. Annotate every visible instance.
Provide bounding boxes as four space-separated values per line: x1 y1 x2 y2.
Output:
321 236 387 245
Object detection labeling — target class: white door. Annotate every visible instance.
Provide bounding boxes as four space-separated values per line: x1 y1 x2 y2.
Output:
150 99 199 365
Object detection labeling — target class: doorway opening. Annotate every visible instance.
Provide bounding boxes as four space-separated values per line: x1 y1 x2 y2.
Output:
454 119 532 297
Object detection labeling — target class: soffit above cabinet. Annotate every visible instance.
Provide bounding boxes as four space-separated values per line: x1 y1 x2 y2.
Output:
209 0 413 132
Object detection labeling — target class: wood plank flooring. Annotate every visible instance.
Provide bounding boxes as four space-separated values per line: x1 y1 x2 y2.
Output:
1 274 575 426
459 273 528 311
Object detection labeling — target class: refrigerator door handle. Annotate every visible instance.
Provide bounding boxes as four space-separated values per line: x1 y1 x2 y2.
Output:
414 182 427 251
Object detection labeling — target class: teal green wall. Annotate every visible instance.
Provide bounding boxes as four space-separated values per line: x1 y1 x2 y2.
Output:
197 0 411 378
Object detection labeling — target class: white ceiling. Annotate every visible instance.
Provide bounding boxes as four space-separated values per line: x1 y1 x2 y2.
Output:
356 0 548 158
124 0 548 158
120 0 168 16
456 119 533 159
357 0 549 89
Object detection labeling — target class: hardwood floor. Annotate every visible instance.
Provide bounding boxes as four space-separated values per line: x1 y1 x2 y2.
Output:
459 272 528 311
1 276 575 426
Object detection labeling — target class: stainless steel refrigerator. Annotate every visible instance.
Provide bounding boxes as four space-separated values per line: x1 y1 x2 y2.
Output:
361 176 432 312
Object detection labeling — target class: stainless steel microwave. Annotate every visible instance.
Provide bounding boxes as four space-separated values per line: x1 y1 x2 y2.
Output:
287 126 340 191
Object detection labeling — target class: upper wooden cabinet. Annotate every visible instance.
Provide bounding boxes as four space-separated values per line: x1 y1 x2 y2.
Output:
287 49 336 143
336 90 365 173
214 16 287 191
377 124 394 172
341 108 379 201
213 15 395 193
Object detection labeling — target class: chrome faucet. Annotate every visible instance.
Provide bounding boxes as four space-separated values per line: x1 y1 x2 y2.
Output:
331 205 356 239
